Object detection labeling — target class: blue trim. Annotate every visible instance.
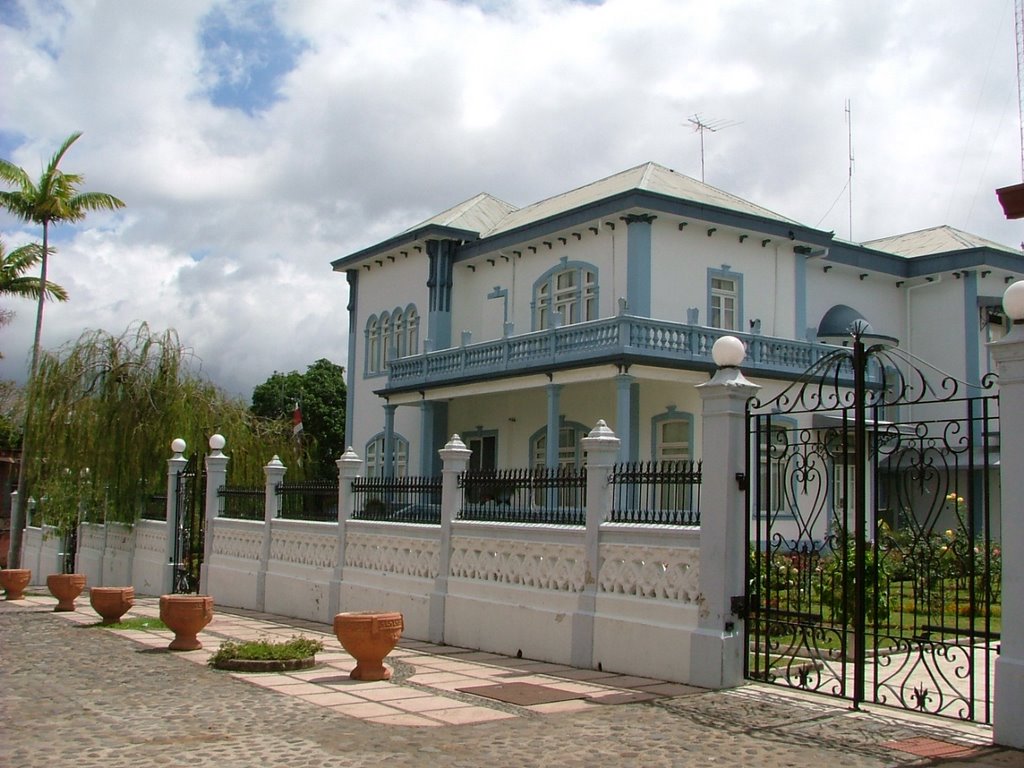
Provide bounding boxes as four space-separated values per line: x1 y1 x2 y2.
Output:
706 266 744 331
623 214 654 317
650 406 694 462
545 384 562 468
345 270 358 448
963 270 980 387
383 405 397 478
331 224 479 270
427 240 455 349
794 253 807 340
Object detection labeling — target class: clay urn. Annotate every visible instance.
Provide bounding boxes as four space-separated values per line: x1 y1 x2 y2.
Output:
0 568 32 600
159 594 214 651
90 586 135 625
333 611 404 681
46 573 87 611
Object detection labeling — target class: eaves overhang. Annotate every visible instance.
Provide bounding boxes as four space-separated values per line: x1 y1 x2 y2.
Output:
824 242 1024 279
456 189 835 261
331 224 481 271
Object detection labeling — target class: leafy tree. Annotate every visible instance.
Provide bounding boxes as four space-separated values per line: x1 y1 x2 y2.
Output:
27 323 305 533
0 132 124 568
251 358 347 479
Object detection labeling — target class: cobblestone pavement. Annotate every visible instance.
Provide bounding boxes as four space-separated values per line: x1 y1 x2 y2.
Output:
2 595 1022 768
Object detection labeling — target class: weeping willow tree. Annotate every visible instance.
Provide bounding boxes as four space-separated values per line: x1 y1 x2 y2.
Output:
26 322 305 531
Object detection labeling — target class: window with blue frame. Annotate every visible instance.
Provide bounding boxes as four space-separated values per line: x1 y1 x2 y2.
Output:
707 267 742 331
533 258 598 330
365 432 409 477
364 305 419 377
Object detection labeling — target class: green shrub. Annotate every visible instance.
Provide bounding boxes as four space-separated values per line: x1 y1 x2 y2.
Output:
208 635 323 665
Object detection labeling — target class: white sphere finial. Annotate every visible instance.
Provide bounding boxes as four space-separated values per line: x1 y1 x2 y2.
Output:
209 433 226 451
171 438 186 455
712 335 746 368
1004 280 1024 321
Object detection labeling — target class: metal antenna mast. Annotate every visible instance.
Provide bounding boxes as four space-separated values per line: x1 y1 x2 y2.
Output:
688 114 739 183
846 99 855 240
1016 0 1024 179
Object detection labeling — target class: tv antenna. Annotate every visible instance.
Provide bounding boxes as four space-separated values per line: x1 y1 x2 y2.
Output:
688 113 740 183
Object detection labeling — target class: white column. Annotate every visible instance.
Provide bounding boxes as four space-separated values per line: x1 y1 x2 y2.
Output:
690 337 760 688
990 281 1024 748
329 447 363 617
574 420 620 667
430 434 471 643
163 439 188 595
200 434 228 595
257 455 286 611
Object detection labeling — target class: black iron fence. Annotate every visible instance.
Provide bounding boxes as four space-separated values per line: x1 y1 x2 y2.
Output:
278 480 339 522
351 475 442 524
218 486 264 520
140 493 167 521
459 467 586 526
609 460 702 525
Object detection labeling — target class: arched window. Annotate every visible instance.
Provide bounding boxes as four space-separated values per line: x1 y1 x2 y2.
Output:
380 313 392 370
533 258 598 330
405 305 419 356
365 432 409 478
392 307 405 359
365 315 381 375
529 421 589 470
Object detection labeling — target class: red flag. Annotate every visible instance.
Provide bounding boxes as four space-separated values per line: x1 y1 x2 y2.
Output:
292 402 303 437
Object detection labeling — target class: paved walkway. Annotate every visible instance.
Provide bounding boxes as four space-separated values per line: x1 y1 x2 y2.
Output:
1 591 1021 767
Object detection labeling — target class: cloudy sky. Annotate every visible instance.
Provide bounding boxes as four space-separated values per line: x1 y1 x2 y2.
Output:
0 0 1020 398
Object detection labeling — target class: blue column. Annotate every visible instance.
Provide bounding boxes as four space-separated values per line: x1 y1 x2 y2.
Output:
427 239 456 350
419 401 448 476
546 384 562 469
622 214 656 317
383 404 396 478
794 252 807 340
615 374 635 462
345 269 358 448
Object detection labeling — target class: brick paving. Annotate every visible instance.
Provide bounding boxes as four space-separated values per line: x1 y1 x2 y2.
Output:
1 591 1021 767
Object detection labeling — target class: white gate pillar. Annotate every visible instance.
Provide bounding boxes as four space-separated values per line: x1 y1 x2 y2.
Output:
258 455 286 611
690 336 760 688
200 434 228 595
574 420 619 667
163 439 188 595
990 281 1024 748
430 435 471 643
329 447 363 617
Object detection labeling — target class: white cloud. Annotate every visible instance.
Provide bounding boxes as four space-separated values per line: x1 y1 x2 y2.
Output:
0 0 1021 397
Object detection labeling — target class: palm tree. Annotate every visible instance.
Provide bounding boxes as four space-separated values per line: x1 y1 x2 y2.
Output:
0 239 68 303
0 132 124 569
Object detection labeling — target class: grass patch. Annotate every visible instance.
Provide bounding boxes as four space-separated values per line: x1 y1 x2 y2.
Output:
209 636 323 666
96 616 167 631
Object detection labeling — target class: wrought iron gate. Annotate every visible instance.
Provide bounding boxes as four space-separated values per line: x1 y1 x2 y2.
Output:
172 453 205 594
744 333 1000 723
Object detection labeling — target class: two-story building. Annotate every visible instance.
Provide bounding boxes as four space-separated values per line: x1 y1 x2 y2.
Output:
332 162 1023 495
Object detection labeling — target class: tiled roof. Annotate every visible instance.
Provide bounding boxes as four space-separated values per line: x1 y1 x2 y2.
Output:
864 225 1020 258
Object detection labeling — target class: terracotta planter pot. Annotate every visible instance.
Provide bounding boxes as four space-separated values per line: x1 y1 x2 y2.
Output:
159 594 214 651
46 573 87 611
333 611 404 681
997 182 1024 219
0 568 32 600
90 586 135 625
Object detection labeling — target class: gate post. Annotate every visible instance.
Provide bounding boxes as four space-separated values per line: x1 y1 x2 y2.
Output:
990 281 1024 748
329 447 363 617
201 434 228 595
258 455 286 611
690 337 759 688
163 439 188 595
430 435 470 643
574 420 619 668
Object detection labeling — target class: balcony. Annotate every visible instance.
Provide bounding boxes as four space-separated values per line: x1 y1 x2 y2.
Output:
382 315 840 394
